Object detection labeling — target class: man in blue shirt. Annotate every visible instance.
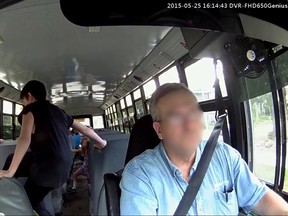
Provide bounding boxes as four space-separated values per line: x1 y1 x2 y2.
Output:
120 83 288 215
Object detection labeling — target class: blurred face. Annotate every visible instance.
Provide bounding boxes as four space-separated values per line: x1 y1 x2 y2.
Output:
153 91 203 157
20 93 36 106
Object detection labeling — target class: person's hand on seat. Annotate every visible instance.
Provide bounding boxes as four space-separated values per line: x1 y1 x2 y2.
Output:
0 139 4 144
0 170 13 178
94 139 107 150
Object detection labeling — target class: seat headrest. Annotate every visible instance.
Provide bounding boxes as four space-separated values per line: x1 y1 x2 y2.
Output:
124 114 161 165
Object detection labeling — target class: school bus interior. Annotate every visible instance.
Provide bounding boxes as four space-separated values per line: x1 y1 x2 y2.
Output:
0 0 288 215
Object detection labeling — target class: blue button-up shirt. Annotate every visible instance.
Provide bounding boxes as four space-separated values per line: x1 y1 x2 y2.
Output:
120 140 268 215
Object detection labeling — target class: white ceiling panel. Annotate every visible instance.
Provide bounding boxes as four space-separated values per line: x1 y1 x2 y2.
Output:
0 0 172 115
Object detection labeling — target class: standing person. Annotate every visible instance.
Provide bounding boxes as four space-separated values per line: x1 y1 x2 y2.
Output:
70 129 83 161
68 136 90 193
71 130 81 150
0 80 107 213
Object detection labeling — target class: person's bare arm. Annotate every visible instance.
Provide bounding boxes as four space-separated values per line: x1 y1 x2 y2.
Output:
71 148 82 153
71 121 107 149
0 112 34 178
253 189 288 215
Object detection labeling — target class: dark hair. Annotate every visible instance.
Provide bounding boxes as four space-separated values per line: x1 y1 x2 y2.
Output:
20 80 47 100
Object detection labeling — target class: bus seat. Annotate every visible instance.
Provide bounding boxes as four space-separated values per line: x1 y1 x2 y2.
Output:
103 114 160 216
89 135 129 216
0 143 56 215
17 177 56 215
99 132 127 141
124 114 160 165
88 133 129 189
104 173 122 216
0 177 34 215
95 129 121 136
0 141 16 168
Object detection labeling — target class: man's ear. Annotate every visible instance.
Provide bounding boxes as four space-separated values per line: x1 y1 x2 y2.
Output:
153 121 163 140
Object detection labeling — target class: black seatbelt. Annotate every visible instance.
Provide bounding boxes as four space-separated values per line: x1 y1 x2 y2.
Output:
213 59 230 144
173 59 227 216
173 114 226 215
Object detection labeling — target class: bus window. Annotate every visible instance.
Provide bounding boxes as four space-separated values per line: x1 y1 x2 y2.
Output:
14 104 23 138
119 123 124 132
133 89 141 100
122 109 129 133
120 98 126 109
158 66 180 85
128 106 135 128
250 93 275 183
146 99 150 113
185 58 227 102
133 89 144 119
107 116 112 128
109 107 113 116
125 94 132 107
93 116 104 129
112 110 117 128
15 104 23 115
113 112 118 129
125 95 134 129
3 115 13 140
143 79 156 100
135 100 145 118
110 112 115 129
202 110 228 142
3 100 13 115
116 103 124 132
15 116 21 138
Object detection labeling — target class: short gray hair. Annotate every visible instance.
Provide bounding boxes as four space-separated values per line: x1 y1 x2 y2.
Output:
149 83 197 121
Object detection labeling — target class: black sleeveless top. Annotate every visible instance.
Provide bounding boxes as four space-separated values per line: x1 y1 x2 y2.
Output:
18 100 74 188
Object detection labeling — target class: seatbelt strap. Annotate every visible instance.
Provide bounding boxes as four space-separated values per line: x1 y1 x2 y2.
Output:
213 59 230 144
173 114 226 215
173 59 227 216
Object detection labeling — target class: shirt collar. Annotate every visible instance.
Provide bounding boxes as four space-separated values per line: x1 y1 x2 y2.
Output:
159 143 179 178
159 141 201 178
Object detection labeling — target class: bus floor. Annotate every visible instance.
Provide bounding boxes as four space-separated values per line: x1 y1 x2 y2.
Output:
62 175 90 215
